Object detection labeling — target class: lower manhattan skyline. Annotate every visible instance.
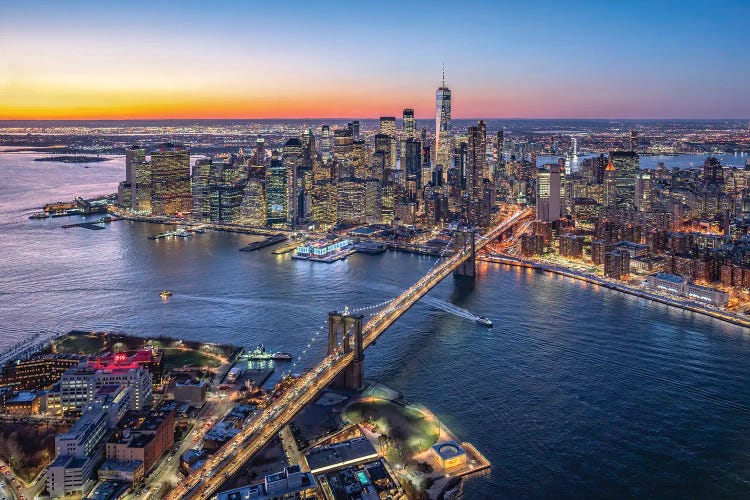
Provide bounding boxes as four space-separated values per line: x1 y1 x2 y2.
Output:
2 1 750 500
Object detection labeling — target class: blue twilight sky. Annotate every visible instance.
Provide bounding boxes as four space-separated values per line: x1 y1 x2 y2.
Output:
1 0 748 119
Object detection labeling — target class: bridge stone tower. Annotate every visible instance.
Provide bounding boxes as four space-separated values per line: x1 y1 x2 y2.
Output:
327 312 365 391
453 230 476 279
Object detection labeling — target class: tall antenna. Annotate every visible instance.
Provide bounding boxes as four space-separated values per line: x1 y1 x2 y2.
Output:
441 61 445 87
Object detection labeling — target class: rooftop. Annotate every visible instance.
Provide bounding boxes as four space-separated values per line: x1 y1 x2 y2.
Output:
651 272 685 284
432 440 466 460
7 391 38 403
305 437 378 474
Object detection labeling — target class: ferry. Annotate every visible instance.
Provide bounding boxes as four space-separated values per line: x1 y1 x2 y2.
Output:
475 316 493 327
247 344 293 361
160 290 173 298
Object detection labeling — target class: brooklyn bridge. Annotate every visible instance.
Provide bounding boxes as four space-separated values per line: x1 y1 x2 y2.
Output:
167 207 533 499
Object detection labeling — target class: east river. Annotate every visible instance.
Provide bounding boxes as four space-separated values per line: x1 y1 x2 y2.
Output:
1 152 750 497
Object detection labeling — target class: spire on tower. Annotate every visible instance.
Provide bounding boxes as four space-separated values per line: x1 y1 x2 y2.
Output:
441 61 445 87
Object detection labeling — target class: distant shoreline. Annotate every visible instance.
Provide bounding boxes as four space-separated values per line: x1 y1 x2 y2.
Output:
33 155 110 164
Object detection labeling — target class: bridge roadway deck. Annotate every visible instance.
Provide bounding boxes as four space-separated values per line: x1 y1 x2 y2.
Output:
166 208 532 500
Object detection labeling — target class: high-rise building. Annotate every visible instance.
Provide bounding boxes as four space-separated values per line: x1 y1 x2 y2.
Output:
536 164 563 222
207 159 245 224
379 117 397 169
150 144 191 217
301 129 316 167
351 120 360 141
254 137 266 166
311 179 337 228
435 66 452 169
351 139 369 179
379 116 396 136
364 179 381 224
238 176 266 226
266 151 287 226
125 146 146 209
604 159 617 207
635 170 652 211
283 138 304 226
191 159 212 222
629 129 638 152
610 150 640 209
496 131 504 163
336 178 366 224
402 108 416 139
332 128 354 177
320 125 332 164
374 134 392 174
466 122 487 193
403 138 422 181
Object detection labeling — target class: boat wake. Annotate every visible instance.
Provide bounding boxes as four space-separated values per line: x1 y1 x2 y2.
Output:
422 297 491 326
358 282 491 326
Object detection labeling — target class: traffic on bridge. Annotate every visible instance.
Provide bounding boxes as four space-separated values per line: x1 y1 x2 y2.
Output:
166 208 533 499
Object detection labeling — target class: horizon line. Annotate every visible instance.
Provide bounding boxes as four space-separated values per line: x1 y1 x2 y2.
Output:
0 117 749 122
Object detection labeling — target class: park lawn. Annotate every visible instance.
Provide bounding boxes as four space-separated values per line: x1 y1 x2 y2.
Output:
52 333 105 354
162 347 222 371
345 399 440 454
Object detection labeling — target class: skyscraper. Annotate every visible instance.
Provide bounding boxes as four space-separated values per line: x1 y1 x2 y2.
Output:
604 159 617 207
150 143 191 217
332 128 354 177
466 122 487 193
379 117 397 169
629 129 638 152
283 138 303 226
496 131 504 163
402 109 416 140
301 128 316 167
403 138 422 195
124 145 146 209
254 137 266 166
266 151 287 226
191 158 212 222
634 170 652 211
610 150 640 209
351 120 360 141
320 125 332 164
379 116 396 136
536 164 563 222
435 65 452 169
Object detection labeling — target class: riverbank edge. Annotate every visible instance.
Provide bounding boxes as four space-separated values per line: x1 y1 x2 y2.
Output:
478 254 750 330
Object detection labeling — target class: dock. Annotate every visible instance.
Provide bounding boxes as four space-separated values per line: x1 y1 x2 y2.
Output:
272 240 303 255
245 368 274 388
239 233 287 252
61 217 117 230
